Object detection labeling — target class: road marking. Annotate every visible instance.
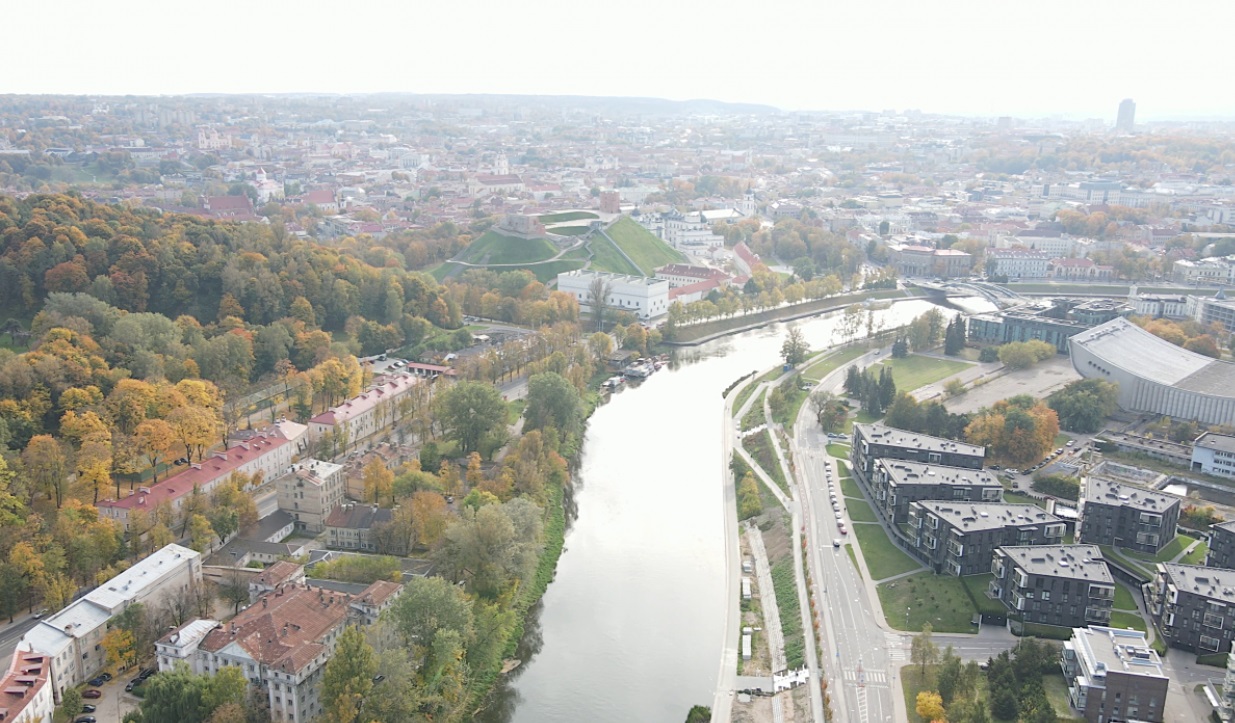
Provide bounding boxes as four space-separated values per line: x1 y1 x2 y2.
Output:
845 668 888 684
856 683 869 722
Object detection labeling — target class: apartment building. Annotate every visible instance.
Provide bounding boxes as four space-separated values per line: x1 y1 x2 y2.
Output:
308 373 425 452
1208 522 1235 570
98 420 308 532
867 459 1002 523
0 650 54 723
18 544 202 701
850 423 985 487
276 459 345 533
156 579 402 723
989 545 1115 629
908 501 1065 576
1078 477 1179 555
1186 293 1235 333
986 248 1050 279
1062 626 1167 723
1150 563 1235 654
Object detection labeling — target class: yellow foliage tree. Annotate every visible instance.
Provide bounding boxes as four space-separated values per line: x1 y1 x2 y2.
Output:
915 690 946 723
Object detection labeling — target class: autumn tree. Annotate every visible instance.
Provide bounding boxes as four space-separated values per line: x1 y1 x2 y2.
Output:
362 458 395 506
915 690 946 722
23 435 68 508
320 626 377 723
911 622 938 676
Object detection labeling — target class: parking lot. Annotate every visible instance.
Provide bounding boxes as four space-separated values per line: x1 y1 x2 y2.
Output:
74 669 145 722
947 356 1080 415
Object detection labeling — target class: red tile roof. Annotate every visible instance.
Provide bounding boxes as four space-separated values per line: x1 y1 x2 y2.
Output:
199 585 351 675
0 650 49 720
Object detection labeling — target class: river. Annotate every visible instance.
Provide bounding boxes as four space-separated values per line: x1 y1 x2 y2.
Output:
477 297 992 723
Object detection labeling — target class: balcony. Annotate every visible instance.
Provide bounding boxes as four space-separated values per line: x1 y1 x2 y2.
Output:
1085 607 1112 624
1204 614 1225 629
1089 586 1114 600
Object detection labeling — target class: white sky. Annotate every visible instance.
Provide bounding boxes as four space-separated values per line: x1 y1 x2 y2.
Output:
7 0 1233 120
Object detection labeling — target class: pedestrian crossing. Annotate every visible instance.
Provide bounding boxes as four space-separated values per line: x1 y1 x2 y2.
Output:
886 632 909 661
843 668 889 684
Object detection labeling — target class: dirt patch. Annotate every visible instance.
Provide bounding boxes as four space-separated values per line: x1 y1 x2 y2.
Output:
761 512 792 564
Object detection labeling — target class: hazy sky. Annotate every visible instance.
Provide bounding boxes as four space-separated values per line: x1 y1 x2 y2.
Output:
8 0 1233 120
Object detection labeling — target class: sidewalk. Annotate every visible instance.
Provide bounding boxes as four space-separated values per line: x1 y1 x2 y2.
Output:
747 522 787 672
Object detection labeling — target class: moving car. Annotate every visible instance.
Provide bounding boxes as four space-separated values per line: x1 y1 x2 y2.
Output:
833 539 841 547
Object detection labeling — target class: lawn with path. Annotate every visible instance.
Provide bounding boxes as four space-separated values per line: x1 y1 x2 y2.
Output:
960 573 1009 616
1108 611 1148 633
802 345 868 382
588 233 641 276
879 572 977 633
840 477 862 498
852 522 921 580
825 442 850 458
457 230 558 264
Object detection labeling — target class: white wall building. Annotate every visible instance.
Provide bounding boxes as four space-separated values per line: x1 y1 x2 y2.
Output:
986 248 1050 279
1192 433 1235 479
1173 256 1235 286
276 459 345 533
1070 317 1235 426
556 270 670 320
1129 290 1189 319
18 544 202 701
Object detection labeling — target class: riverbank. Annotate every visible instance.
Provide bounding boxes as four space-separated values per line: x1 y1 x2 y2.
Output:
665 288 922 346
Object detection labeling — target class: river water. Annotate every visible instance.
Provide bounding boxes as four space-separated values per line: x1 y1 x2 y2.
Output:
478 298 990 723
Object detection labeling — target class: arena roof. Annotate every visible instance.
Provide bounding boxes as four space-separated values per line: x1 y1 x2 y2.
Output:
1070 317 1235 392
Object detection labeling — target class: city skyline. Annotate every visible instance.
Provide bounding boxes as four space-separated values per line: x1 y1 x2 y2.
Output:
7 0 1235 121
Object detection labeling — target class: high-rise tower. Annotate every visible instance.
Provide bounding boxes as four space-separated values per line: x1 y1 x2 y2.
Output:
1116 99 1136 133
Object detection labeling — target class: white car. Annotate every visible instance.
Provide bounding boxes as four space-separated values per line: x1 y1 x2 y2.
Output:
833 539 842 547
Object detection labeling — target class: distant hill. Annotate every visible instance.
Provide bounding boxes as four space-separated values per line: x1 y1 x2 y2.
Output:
455 229 558 265
603 217 686 275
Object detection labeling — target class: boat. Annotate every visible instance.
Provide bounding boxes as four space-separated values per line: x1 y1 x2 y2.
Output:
623 363 652 379
602 376 626 391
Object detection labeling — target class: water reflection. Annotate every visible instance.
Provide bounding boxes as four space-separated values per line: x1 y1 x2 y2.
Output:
476 298 990 723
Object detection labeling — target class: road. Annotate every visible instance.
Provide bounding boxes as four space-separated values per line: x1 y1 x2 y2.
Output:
792 350 902 722
0 616 41 664
711 385 742 723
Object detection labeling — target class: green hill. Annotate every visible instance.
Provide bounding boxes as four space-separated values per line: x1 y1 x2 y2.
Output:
457 230 558 265
588 234 642 276
605 217 686 275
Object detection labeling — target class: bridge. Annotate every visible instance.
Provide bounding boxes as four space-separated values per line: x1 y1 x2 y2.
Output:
906 279 1027 307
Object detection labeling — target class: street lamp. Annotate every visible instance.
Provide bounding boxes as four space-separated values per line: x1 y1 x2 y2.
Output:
906 607 911 629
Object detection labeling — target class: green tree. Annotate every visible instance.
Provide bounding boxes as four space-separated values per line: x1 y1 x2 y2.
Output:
685 705 712 723
997 340 1056 370
59 686 83 720
1047 378 1119 433
523 372 584 440
434 380 507 455
780 325 810 366
321 626 377 723
911 622 938 676
936 644 963 705
388 575 476 664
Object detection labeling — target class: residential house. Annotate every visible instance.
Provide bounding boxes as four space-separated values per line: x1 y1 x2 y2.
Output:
1078 477 1179 554
989 545 1115 629
908 501 1065 575
249 561 307 603
1061 626 1167 723
324 504 393 552
986 248 1050 279
556 270 670 320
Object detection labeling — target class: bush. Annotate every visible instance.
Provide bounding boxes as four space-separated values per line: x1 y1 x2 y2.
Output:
978 347 999 363
997 340 1057 370
1032 473 1080 501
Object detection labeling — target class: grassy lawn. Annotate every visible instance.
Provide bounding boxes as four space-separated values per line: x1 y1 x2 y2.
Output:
802 345 868 382
732 378 761 418
604 216 684 274
841 408 880 434
846 497 879 522
879 572 977 632
1182 540 1209 565
853 523 921 580
845 545 862 578
1122 533 1196 564
740 390 766 431
840 477 862 498
518 259 588 283
870 354 972 394
1108 611 1147 633
538 210 598 223
1113 582 1138 611
458 229 558 264
588 233 641 276
548 225 590 236
506 398 527 425
961 573 1009 616
836 460 850 477
826 442 850 458
1042 672 1085 722
1197 652 1229 668
1002 491 1046 509
1100 545 1154 580
1054 432 1073 446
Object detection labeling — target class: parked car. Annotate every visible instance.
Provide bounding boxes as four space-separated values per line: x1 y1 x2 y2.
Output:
76 717 97 723
82 690 102 699
139 668 156 680
81 705 96 713
87 676 107 687
126 679 139 692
